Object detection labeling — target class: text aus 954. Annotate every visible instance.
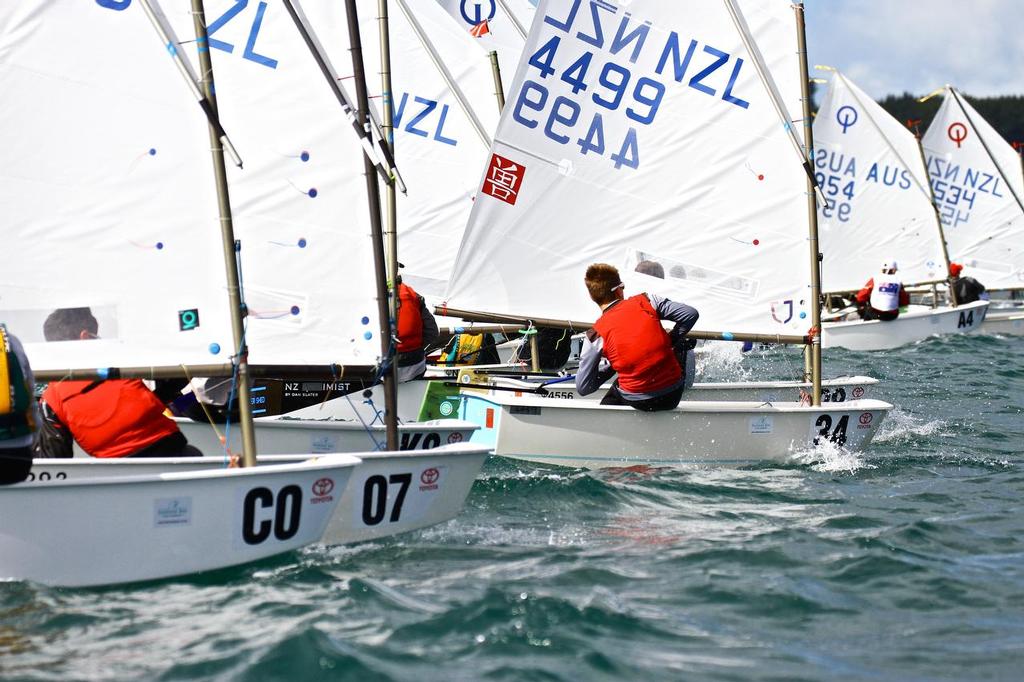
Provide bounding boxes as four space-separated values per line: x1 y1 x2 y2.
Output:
510 1 753 172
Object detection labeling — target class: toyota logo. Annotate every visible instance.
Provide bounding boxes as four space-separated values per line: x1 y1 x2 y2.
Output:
421 468 440 485
852 387 865 399
447 432 463 444
312 477 335 497
859 412 873 426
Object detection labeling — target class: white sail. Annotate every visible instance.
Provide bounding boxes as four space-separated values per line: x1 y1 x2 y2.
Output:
445 0 815 336
210 0 499 303
434 0 534 63
813 72 946 292
158 0 383 367
382 0 503 297
0 1 234 371
922 88 1024 290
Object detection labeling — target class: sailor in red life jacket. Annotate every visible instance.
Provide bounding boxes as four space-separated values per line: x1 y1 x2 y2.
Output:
949 262 989 304
577 263 699 411
395 266 439 383
855 260 909 322
33 307 202 459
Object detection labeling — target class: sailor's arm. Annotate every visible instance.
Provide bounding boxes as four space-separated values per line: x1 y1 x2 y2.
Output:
419 298 440 349
647 293 699 334
576 332 614 396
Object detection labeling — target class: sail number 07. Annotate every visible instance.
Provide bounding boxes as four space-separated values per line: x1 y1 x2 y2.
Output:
361 474 412 526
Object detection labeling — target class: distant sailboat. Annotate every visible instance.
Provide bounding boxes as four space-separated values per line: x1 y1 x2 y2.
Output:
813 70 989 350
921 86 1024 335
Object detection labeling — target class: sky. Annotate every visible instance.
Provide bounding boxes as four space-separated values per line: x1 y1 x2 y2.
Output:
805 0 1024 101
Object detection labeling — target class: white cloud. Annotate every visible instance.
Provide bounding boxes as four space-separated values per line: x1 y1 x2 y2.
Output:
806 0 1024 99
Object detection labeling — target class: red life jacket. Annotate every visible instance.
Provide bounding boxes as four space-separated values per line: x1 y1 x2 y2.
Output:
42 379 180 458
593 294 681 395
396 283 424 353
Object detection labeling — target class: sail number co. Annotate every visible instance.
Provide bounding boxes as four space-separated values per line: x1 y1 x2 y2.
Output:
512 1 751 171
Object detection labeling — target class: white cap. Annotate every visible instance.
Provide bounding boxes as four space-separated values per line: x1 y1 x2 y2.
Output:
882 260 898 272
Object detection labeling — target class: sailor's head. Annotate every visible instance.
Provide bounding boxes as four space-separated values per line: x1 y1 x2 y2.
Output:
43 307 98 342
881 260 899 275
585 263 625 306
949 262 964 278
635 260 665 279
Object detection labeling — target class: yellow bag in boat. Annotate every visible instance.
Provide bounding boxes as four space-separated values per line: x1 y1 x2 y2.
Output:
0 324 35 440
440 333 485 365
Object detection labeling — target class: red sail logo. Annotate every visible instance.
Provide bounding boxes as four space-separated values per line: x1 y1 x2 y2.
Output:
482 154 526 206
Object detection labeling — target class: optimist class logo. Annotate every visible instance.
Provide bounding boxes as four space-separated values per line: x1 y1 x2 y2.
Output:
947 122 968 148
482 153 526 206
835 105 858 134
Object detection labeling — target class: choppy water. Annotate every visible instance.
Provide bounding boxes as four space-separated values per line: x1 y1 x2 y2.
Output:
2 334 1023 681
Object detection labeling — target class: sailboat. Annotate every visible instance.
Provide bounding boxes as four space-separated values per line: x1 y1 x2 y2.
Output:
0 0 361 587
921 86 1024 336
0 0 487 586
813 71 989 350
428 0 893 468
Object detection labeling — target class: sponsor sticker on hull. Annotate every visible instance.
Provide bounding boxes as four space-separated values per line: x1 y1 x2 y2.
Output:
749 415 774 434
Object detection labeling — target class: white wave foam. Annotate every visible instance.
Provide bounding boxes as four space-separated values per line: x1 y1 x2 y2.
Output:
788 437 875 474
873 406 949 443
695 341 752 381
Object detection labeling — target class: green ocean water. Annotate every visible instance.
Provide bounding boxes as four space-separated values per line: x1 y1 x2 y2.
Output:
1 334 1022 681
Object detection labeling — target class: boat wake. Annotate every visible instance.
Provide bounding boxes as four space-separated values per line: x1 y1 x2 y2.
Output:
873 407 949 444
788 438 873 474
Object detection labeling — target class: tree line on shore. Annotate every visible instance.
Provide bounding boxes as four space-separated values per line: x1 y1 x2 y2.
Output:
878 92 1024 150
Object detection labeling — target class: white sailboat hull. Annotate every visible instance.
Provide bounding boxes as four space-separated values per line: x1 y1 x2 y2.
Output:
458 393 892 469
822 301 989 350
0 456 360 587
977 308 1024 335
174 416 478 455
28 444 490 547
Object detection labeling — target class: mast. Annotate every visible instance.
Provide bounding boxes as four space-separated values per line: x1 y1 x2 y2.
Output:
190 0 258 466
346 0 399 451
793 2 823 405
909 121 959 305
377 0 401 393
488 51 506 113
